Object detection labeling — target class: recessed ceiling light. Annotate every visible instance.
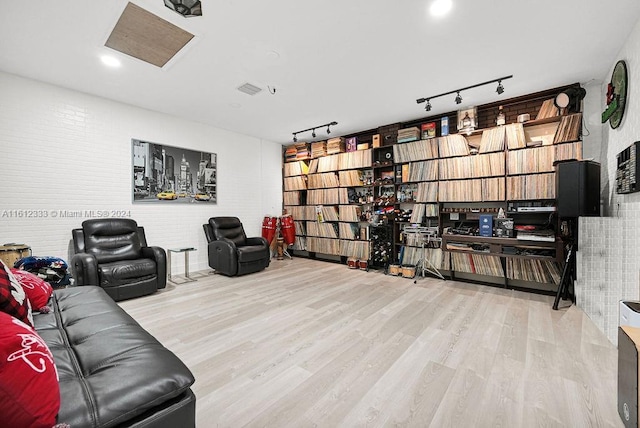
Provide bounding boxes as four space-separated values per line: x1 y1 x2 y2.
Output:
430 0 452 17
101 55 121 68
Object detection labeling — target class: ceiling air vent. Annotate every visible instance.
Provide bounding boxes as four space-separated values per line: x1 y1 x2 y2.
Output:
237 83 263 96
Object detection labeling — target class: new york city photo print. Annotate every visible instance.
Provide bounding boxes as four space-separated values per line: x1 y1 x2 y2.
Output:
132 139 217 204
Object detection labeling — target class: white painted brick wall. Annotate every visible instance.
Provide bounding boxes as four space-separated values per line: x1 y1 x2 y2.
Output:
576 15 640 344
0 72 283 274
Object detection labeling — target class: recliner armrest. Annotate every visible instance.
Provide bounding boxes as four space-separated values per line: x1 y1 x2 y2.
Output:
141 246 167 289
209 238 237 254
219 237 239 250
246 236 269 247
71 252 99 286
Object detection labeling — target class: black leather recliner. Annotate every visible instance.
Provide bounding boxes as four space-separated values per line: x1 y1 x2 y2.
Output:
71 218 167 301
203 217 270 276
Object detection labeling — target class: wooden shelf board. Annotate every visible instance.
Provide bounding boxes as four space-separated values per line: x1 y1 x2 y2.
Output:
506 170 556 176
452 116 562 138
442 234 559 247
443 248 557 262
523 116 563 127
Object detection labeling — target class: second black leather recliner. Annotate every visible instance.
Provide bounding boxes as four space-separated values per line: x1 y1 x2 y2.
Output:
203 217 270 276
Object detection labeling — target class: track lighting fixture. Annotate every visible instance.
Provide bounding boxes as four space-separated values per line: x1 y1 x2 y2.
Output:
291 121 338 141
416 75 513 110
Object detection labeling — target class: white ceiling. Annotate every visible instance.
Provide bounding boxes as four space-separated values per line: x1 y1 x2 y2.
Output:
1 0 639 145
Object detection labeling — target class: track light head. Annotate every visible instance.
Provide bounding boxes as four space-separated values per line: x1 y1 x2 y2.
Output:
496 80 504 95
425 99 432 112
455 92 462 105
293 134 297 142
311 129 316 138
326 126 331 134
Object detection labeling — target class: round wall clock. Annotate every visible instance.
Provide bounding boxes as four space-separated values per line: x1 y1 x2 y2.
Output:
608 60 628 129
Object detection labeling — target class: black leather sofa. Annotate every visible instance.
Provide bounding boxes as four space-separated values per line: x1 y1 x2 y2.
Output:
35 286 195 427
203 217 270 276
71 219 167 301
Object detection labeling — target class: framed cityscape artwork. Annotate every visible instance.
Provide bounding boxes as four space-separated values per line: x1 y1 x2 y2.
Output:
131 139 217 204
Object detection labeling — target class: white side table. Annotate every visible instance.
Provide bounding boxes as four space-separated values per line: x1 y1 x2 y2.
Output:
167 247 197 284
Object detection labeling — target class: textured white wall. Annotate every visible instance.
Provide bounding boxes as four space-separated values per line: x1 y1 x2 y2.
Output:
0 72 283 273
577 15 640 344
582 81 604 168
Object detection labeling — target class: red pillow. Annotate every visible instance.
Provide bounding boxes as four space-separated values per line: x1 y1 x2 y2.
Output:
11 269 53 310
0 260 33 327
0 311 60 427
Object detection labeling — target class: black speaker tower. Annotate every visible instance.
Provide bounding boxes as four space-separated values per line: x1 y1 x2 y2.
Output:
553 160 601 310
556 160 601 218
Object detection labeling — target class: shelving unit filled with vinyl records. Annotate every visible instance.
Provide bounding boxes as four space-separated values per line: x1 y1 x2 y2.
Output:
435 107 582 291
392 134 442 271
284 139 375 263
282 155 311 252
282 83 585 291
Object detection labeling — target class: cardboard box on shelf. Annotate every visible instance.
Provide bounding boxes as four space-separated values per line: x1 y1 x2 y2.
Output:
372 134 381 148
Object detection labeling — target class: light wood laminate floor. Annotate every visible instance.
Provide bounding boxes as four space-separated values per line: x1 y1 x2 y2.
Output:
119 258 622 428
